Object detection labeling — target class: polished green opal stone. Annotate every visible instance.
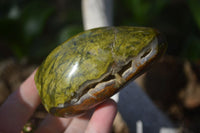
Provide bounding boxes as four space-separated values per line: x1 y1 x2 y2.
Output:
35 26 167 117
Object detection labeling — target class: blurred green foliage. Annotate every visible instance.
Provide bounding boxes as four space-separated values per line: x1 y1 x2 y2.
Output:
115 0 200 62
188 0 200 30
123 0 168 25
0 0 200 63
0 0 82 62
184 0 200 62
0 1 55 59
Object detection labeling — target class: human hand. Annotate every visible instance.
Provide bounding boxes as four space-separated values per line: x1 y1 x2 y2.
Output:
0 70 117 133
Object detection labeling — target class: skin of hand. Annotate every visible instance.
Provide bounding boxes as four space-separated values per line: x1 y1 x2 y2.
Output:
0 70 117 133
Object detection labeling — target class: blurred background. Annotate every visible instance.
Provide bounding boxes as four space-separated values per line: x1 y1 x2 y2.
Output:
0 0 200 132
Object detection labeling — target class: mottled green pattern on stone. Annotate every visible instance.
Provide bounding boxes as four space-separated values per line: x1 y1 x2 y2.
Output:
35 27 156 112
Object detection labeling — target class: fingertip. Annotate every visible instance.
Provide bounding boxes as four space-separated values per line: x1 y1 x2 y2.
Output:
96 99 117 111
0 70 41 132
35 115 72 133
86 99 117 133
19 70 41 108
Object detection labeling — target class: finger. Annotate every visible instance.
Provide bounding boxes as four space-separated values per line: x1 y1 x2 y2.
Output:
35 115 72 133
36 110 92 133
64 112 92 133
85 99 117 133
0 70 41 133
64 117 89 133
